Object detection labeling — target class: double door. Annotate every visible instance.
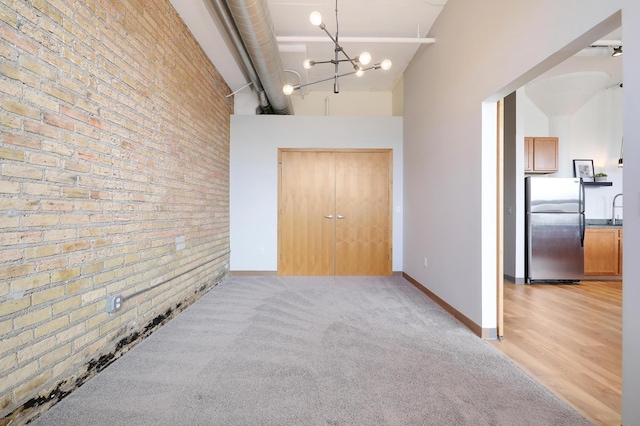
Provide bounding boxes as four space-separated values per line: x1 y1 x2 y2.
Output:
278 149 392 276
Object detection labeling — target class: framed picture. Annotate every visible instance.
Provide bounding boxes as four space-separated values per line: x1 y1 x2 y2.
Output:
573 159 594 182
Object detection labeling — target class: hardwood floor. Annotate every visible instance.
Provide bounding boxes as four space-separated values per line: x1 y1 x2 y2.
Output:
489 280 622 426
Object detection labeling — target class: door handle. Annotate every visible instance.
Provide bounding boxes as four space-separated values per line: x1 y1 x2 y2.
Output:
337 215 345 219
324 215 333 219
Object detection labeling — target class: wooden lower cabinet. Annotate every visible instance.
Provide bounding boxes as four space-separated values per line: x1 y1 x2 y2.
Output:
584 228 623 276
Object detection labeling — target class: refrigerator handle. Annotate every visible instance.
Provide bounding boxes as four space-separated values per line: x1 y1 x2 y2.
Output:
580 213 586 247
579 178 585 213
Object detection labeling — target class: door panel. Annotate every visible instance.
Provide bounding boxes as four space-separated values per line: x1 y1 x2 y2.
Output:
280 151 335 275
335 152 390 275
278 149 392 276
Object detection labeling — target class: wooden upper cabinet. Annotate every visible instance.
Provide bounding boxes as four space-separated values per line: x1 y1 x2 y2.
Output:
525 137 558 173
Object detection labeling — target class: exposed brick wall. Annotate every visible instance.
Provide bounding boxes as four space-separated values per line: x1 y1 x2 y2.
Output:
0 0 232 422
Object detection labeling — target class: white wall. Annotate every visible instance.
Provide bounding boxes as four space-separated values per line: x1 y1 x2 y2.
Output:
622 0 640 420
230 115 403 271
403 0 622 334
289 91 392 116
519 86 624 219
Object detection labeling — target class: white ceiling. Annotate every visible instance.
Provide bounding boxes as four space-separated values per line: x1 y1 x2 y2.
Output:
170 0 622 101
269 0 448 93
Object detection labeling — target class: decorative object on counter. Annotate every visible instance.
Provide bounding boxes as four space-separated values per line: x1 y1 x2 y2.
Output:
573 159 594 182
618 138 623 168
594 172 608 182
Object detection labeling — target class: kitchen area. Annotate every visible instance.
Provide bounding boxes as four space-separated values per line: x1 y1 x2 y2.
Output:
504 62 624 284
496 49 624 424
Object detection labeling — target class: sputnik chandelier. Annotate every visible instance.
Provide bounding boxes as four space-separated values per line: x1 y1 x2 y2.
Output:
282 0 392 95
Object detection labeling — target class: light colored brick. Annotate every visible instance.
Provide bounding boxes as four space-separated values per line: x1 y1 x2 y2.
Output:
0 198 38 211
0 78 22 97
0 353 16 375
40 200 73 211
0 63 39 88
62 240 90 253
24 245 60 260
2 163 42 180
70 304 97 323
81 262 103 275
0 360 38 395
23 214 59 227
99 316 121 336
52 294 82 315
50 268 81 283
42 142 74 158
0 231 42 245
43 229 76 242
73 328 99 350
0 112 22 129
93 270 114 285
0 264 34 280
1 132 39 150
0 146 25 161
31 286 65 305
43 84 74 104
40 343 72 368
82 288 106 304
27 153 61 168
19 56 57 81
11 273 50 292
0 98 40 120
22 183 59 196
65 278 92 295
0 182 20 195
0 318 13 335
24 120 58 139
55 322 86 345
0 330 33 357
24 89 59 111
14 370 52 402
14 306 52 329
43 112 74 130
36 257 68 272
60 213 90 225
85 311 109 330
17 336 55 364
62 187 90 198
35 315 69 339
0 248 22 263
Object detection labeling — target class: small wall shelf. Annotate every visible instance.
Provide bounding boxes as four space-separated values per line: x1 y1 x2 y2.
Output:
584 182 613 187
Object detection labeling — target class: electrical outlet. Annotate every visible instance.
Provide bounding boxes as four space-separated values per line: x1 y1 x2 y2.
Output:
259 247 265 255
106 295 123 313
423 257 428 268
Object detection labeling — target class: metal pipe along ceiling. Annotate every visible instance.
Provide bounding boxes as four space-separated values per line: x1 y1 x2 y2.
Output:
208 0 270 111
225 0 294 115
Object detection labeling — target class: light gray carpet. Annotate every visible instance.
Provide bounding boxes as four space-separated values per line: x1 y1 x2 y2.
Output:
32 276 591 425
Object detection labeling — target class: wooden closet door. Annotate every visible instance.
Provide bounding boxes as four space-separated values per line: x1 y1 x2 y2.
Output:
279 151 336 275
335 152 391 276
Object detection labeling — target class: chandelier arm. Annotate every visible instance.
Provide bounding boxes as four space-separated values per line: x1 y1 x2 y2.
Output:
319 27 359 68
293 68 373 91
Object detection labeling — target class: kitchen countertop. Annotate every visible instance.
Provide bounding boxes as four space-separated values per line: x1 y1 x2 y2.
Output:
586 219 623 228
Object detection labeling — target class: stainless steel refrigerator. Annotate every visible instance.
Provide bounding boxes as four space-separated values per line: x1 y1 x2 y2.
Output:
525 177 585 283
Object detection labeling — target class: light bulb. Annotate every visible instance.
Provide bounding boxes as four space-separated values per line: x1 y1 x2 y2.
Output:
355 67 364 77
309 11 322 26
283 84 294 95
381 59 392 70
358 51 371 65
303 59 314 69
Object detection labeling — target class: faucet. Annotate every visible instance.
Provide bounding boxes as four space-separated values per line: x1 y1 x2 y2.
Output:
612 193 623 225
